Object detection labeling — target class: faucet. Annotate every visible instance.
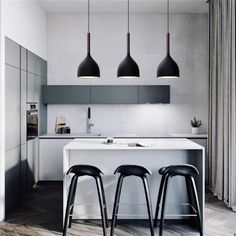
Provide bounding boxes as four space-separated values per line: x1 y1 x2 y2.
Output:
87 107 94 134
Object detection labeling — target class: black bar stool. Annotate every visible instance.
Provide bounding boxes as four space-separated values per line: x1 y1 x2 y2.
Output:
154 164 203 236
63 165 108 236
110 165 154 236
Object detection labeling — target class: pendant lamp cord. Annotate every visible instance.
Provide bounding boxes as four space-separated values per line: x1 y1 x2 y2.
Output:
128 0 130 33
167 0 169 33
88 0 90 33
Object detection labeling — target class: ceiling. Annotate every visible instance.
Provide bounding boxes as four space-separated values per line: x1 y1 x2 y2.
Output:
38 0 208 14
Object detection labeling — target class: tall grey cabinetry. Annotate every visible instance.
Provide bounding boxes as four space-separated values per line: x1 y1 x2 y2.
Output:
5 38 47 213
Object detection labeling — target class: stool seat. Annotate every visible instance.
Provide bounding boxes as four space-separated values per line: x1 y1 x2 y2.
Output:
114 165 151 177
159 164 199 176
67 165 103 177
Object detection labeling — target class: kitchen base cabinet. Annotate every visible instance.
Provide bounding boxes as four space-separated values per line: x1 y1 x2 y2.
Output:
39 139 72 181
5 147 21 212
20 144 27 198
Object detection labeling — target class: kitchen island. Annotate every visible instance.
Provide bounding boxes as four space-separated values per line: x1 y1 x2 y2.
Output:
63 138 204 226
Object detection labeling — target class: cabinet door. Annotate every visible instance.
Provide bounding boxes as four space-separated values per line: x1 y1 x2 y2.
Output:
39 77 47 135
21 70 27 144
91 86 138 104
5 146 21 212
39 139 72 180
27 73 41 103
20 143 27 198
5 38 20 68
20 47 27 71
5 65 20 150
27 138 39 191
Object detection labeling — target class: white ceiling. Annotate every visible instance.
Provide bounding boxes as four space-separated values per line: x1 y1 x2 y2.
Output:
38 0 208 14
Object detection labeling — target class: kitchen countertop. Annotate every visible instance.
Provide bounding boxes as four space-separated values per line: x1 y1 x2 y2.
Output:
39 132 207 139
64 138 204 150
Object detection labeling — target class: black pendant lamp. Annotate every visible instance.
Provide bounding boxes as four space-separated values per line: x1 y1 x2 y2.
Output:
117 0 140 79
157 0 179 78
77 0 100 78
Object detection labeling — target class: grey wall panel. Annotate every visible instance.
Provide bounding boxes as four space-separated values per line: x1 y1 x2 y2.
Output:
138 86 170 104
5 146 21 212
5 38 20 68
20 47 27 71
43 86 90 104
5 65 20 150
91 86 138 104
21 70 27 144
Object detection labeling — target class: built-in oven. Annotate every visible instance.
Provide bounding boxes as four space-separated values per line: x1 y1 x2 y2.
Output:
27 103 38 141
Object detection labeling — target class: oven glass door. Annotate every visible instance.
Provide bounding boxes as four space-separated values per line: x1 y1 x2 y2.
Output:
27 111 38 141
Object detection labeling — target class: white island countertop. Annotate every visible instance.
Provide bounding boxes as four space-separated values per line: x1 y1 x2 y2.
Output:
40 132 207 139
64 138 204 151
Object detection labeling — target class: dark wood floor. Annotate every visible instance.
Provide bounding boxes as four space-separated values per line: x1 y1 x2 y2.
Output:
0 182 235 235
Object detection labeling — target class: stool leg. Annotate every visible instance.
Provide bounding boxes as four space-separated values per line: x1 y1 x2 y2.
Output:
110 175 124 236
154 174 168 228
189 176 203 236
185 176 196 228
98 175 109 228
142 176 154 236
95 177 107 236
114 176 124 228
63 175 77 236
68 176 78 228
159 175 170 236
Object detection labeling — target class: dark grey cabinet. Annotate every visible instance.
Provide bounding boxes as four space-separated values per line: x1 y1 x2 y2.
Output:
43 85 90 104
138 86 170 104
43 85 170 104
91 86 138 104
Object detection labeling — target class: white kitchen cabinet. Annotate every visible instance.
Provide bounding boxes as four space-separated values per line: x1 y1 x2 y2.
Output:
39 139 72 181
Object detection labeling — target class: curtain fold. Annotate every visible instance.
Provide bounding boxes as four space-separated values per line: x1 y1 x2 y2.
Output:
208 0 236 210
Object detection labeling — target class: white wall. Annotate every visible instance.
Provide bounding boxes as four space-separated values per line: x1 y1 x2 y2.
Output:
0 0 47 221
47 13 208 134
2 0 47 59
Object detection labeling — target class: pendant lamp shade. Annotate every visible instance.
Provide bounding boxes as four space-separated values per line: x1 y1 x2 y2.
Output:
77 0 100 78
117 33 140 78
157 0 179 79
117 0 139 78
77 33 100 78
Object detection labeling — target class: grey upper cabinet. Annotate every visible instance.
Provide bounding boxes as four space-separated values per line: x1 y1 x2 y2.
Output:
20 47 27 71
28 51 47 78
5 65 20 151
5 37 20 68
138 86 170 104
43 86 90 104
43 85 170 104
91 86 138 104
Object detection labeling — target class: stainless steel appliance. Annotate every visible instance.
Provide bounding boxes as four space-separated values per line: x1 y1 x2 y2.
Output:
27 103 38 141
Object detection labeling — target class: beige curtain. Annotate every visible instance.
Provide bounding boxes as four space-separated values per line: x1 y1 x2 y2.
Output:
208 0 236 210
